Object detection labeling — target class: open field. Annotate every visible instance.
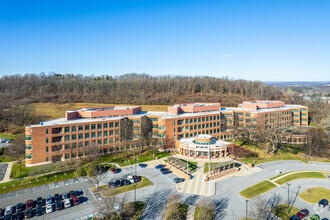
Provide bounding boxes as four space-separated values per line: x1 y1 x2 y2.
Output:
272 204 300 220
31 103 168 119
239 180 277 199
299 187 330 203
275 172 327 185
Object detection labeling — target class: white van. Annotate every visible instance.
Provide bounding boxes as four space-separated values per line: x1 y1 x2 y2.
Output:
64 198 71 208
5 206 13 215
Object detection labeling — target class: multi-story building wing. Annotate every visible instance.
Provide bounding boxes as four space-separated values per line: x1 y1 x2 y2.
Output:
25 101 308 166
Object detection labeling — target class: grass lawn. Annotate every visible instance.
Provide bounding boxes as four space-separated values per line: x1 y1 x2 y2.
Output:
165 203 189 220
269 171 296 180
0 133 22 140
272 204 300 220
101 176 152 196
194 205 214 220
0 155 15 163
32 103 168 119
10 162 44 179
204 162 219 173
275 172 327 185
0 170 76 194
299 187 330 203
239 180 277 199
178 159 197 172
97 149 171 167
123 201 146 220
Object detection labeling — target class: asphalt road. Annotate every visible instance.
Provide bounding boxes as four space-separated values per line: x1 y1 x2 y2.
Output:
0 163 7 181
0 161 329 220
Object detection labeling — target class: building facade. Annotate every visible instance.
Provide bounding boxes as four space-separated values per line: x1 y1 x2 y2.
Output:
25 101 308 166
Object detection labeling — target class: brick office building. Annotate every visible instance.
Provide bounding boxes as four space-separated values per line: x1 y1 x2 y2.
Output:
25 101 308 166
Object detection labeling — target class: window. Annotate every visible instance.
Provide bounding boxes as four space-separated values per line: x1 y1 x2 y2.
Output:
78 134 83 140
71 153 77 158
115 130 119 135
71 126 77 132
65 154 70 159
150 118 158 122
115 122 119 127
103 123 108 129
109 130 114 136
91 132 96 138
46 146 49 153
103 131 108 137
26 144 32 150
72 143 77 149
158 125 165 130
198 117 201 122
65 127 70 133
109 138 114 143
109 122 114 128
300 108 307 112
78 125 84 132
133 119 140 123
159 133 165 138
26 154 32 159
25 135 32 141
185 119 189 124
85 125 90 131
46 138 48 144
97 132 102 138
65 144 70 150
245 113 250 117
85 133 90 139
46 157 49 162
104 139 108 144
202 117 205 122
71 134 77 141
65 135 70 142
46 129 48 135
97 123 102 129
91 124 96 130
78 142 83 148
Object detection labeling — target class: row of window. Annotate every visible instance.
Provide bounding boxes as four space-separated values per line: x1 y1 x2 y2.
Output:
174 115 220 125
48 122 120 135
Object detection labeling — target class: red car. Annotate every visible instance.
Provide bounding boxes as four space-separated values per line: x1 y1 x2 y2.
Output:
110 168 117 173
72 196 79 205
25 200 33 209
296 209 309 218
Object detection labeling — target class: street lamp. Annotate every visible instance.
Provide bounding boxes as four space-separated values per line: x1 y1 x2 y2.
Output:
245 200 249 220
286 183 291 215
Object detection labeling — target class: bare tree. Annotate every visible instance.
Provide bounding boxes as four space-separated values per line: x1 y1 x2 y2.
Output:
249 194 281 220
5 134 25 183
94 192 120 220
194 199 216 220
86 164 103 189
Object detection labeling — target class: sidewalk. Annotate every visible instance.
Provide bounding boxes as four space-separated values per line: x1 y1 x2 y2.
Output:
0 161 14 184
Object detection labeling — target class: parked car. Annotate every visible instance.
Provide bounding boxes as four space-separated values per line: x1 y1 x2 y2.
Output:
160 167 169 172
318 199 328 207
64 199 71 208
321 218 329 220
36 206 43 216
155 164 165 169
138 163 147 168
69 191 76 198
26 199 34 209
62 193 69 199
36 197 44 207
133 175 141 182
54 193 61 202
173 178 185 183
0 208 4 217
108 182 119 189
115 179 124 187
4 206 13 215
110 168 118 173
296 209 309 218
55 202 62 210
12 212 24 220
310 214 320 220
46 204 53 214
3 214 11 220
72 196 79 205
46 195 53 205
16 203 24 212
161 170 171 175
24 208 32 218
127 175 135 184
289 215 301 220
122 179 131 185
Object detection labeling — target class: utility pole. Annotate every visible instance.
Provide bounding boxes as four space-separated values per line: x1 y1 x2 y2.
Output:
286 183 291 215
245 200 249 220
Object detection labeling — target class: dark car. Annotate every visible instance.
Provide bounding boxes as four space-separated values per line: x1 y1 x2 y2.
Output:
54 193 61 202
318 199 328 207
0 208 4 217
26 199 34 209
289 215 301 220
115 179 124 187
3 214 11 220
108 182 118 189
72 196 79 205
36 197 43 207
122 179 131 185
36 206 43 216
161 170 171 175
155 164 165 169
24 208 32 218
174 178 185 183
69 191 76 198
62 193 69 199
160 167 169 172
321 218 329 220
297 209 309 218
16 203 24 212
12 212 24 220
133 175 141 182
138 163 147 168
55 202 62 211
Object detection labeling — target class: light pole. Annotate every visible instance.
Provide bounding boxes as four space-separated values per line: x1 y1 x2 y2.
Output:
286 183 291 215
134 150 137 203
245 200 249 220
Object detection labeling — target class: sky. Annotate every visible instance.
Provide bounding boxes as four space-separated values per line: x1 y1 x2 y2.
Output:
0 0 329 81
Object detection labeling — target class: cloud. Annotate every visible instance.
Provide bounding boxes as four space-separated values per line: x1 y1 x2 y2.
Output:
211 54 232 59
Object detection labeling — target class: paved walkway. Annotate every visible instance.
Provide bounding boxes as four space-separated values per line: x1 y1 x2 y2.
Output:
186 205 196 220
0 161 14 184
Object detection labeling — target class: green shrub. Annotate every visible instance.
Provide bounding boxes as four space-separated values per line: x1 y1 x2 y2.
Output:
76 166 86 177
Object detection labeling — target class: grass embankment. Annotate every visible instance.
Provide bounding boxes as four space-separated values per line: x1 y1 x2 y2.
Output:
0 155 15 163
123 201 146 220
165 203 188 220
0 170 75 194
269 171 296 180
32 103 168 119
239 180 277 199
204 163 218 173
99 176 152 196
275 172 327 185
299 187 330 203
271 204 300 220
194 205 214 220
10 162 43 179
0 133 21 140
176 159 197 172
